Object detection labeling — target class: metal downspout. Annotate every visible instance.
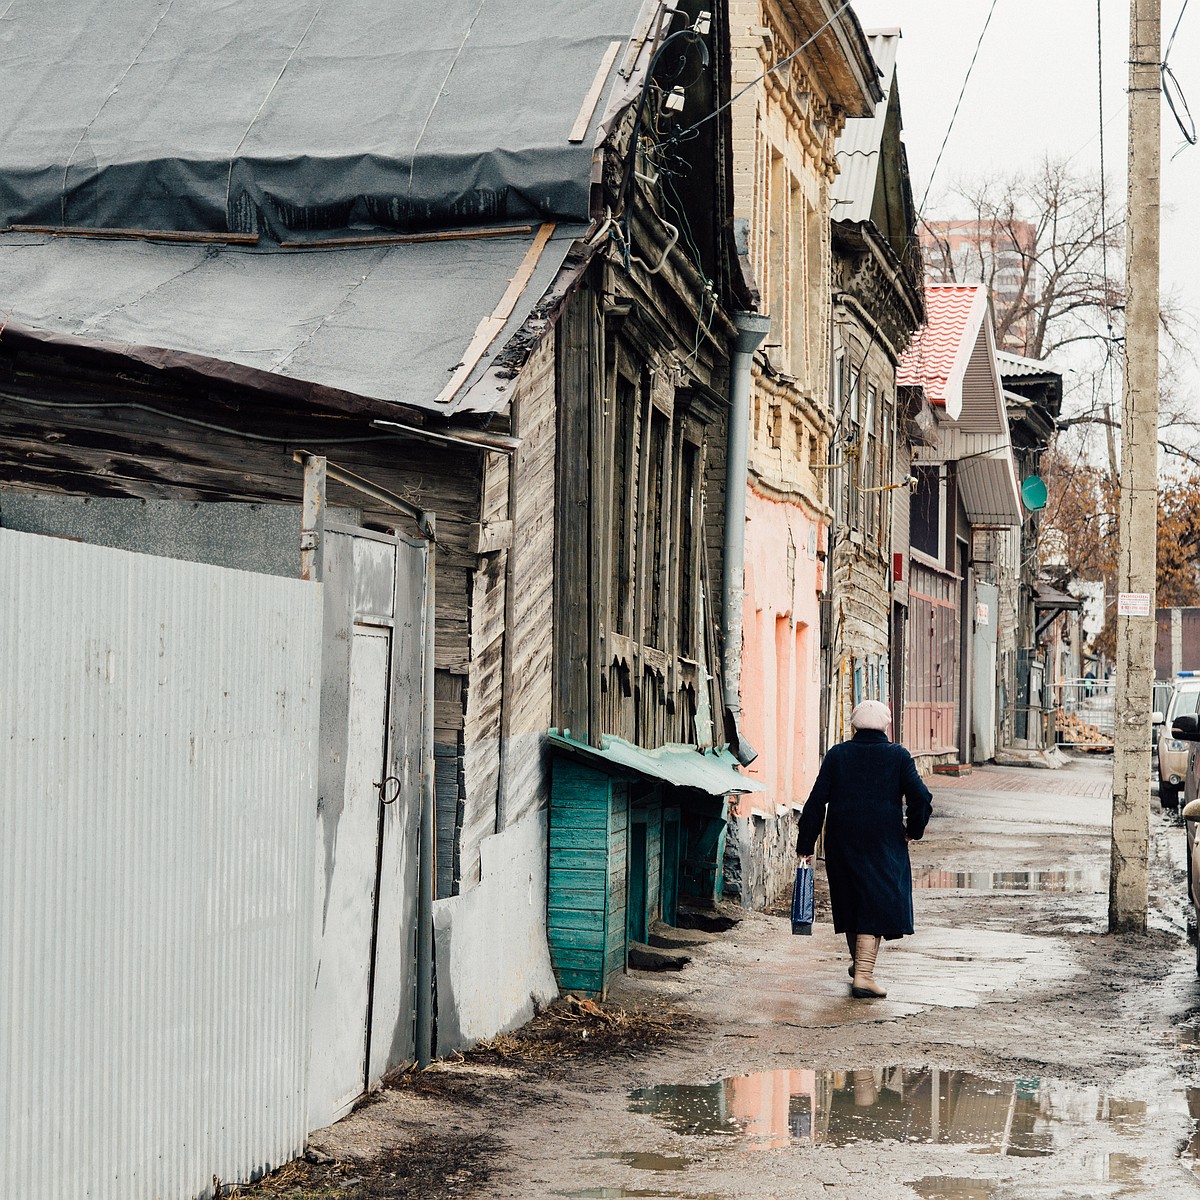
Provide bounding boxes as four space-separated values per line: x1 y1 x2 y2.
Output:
416 514 437 1068
722 312 771 766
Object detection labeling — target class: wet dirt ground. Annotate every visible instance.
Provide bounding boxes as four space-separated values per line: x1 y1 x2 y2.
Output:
246 754 1200 1200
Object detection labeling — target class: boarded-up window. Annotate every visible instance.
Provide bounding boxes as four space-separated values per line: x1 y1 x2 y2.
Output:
862 384 877 536
611 376 636 635
910 466 941 560
880 402 893 548
643 408 669 648
677 439 699 658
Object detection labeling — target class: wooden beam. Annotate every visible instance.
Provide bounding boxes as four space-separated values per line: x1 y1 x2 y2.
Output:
279 224 534 249
300 454 327 581
8 224 259 245
569 41 623 143
434 223 556 407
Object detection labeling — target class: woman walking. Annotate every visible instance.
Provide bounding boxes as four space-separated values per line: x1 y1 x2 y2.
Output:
795 700 933 999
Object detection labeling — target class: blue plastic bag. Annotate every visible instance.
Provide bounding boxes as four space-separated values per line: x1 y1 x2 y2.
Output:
791 862 814 935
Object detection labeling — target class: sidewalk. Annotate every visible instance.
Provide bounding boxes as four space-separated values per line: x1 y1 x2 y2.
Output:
248 756 1200 1200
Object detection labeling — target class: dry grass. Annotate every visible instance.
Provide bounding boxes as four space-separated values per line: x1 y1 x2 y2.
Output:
228 1133 502 1199
464 994 696 1065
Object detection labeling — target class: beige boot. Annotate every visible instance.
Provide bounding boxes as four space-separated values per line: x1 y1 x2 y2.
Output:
851 935 887 999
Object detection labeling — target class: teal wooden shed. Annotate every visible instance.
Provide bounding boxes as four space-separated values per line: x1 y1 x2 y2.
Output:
546 732 762 998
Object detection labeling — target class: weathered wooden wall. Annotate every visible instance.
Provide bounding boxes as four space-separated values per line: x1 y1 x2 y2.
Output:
552 262 730 756
501 335 558 825
546 759 628 998
456 334 557 890
0 334 496 901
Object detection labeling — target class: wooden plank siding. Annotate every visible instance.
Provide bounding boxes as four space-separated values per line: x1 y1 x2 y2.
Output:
548 759 613 996
605 783 629 987
553 288 595 741
644 793 663 928
499 335 557 829
457 332 558 888
552 268 731 756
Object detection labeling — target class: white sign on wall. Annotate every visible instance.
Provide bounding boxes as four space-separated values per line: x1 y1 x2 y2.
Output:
1117 592 1152 618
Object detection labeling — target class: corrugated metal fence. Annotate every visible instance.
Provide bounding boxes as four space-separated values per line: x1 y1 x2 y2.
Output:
0 528 323 1200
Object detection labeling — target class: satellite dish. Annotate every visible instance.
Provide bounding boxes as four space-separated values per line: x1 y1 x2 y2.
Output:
1021 475 1048 511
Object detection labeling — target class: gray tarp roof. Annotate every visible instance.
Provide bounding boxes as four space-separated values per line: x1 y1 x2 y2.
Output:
0 225 584 413
0 0 648 238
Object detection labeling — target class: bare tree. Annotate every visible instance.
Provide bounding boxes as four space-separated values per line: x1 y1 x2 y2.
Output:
923 156 1199 468
922 157 1121 359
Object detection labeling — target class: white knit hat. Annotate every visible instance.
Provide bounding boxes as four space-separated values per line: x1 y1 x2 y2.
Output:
850 700 892 733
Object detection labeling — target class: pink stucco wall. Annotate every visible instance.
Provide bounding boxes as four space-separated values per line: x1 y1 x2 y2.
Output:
736 486 826 820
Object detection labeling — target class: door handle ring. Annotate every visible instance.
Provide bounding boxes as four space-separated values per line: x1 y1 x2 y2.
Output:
375 775 402 805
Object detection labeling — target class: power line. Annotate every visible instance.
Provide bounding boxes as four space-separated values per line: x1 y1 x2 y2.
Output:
663 1 856 148
1097 0 1114 348
1167 0 1192 55
1163 0 1196 149
917 0 1001 216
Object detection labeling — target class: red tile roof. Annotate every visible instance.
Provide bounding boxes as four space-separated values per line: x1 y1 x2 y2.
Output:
897 285 986 411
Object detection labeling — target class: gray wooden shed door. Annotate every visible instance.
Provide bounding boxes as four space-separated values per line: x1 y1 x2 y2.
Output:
307 526 426 1131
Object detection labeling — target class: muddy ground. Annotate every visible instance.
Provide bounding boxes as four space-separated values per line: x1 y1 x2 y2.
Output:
240 755 1200 1200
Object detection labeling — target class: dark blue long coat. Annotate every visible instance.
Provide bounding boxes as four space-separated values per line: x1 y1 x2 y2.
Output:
795 729 934 940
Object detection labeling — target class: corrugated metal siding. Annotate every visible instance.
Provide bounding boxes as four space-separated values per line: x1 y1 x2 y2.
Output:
956 456 1022 527
958 327 1006 433
831 33 899 221
0 528 322 1200
893 439 912 605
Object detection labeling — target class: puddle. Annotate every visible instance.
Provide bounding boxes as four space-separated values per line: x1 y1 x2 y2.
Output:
911 1150 1144 1198
556 1192 720 1199
913 868 1106 892
910 1180 997 1200
1181 1086 1200 1175
630 1067 1144 1154
1178 1024 1200 1051
1105 1152 1145 1184
593 1152 692 1172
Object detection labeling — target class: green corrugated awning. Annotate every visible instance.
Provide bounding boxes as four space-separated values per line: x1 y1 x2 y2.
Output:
548 731 764 796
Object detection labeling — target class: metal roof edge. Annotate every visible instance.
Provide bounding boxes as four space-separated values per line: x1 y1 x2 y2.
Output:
0 318 432 426
940 287 989 420
547 730 765 795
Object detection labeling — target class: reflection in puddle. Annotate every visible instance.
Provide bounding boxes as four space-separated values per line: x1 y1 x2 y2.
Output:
630 1068 1145 1155
1105 1152 1144 1186
910 1179 997 1200
913 868 1105 892
557 1192 720 1199
910 1152 1143 1200
592 1152 692 1172
1181 1086 1200 1175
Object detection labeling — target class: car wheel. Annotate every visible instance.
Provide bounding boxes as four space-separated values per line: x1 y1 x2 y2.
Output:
1161 781 1180 809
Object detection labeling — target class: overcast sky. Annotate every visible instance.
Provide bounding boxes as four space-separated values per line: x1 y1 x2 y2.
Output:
849 0 1200 408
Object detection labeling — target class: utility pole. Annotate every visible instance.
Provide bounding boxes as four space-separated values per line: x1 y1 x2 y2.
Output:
1109 0 1160 933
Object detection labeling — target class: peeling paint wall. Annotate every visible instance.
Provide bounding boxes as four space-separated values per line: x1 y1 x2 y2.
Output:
726 0 854 912
734 488 825 907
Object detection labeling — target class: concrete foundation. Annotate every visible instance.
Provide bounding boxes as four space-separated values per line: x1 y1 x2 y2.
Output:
723 809 800 911
432 806 558 1052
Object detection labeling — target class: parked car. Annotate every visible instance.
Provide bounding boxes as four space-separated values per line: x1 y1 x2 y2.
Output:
1155 675 1200 807
1185 794 1200 973
1180 716 1200 974
1153 679 1175 754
